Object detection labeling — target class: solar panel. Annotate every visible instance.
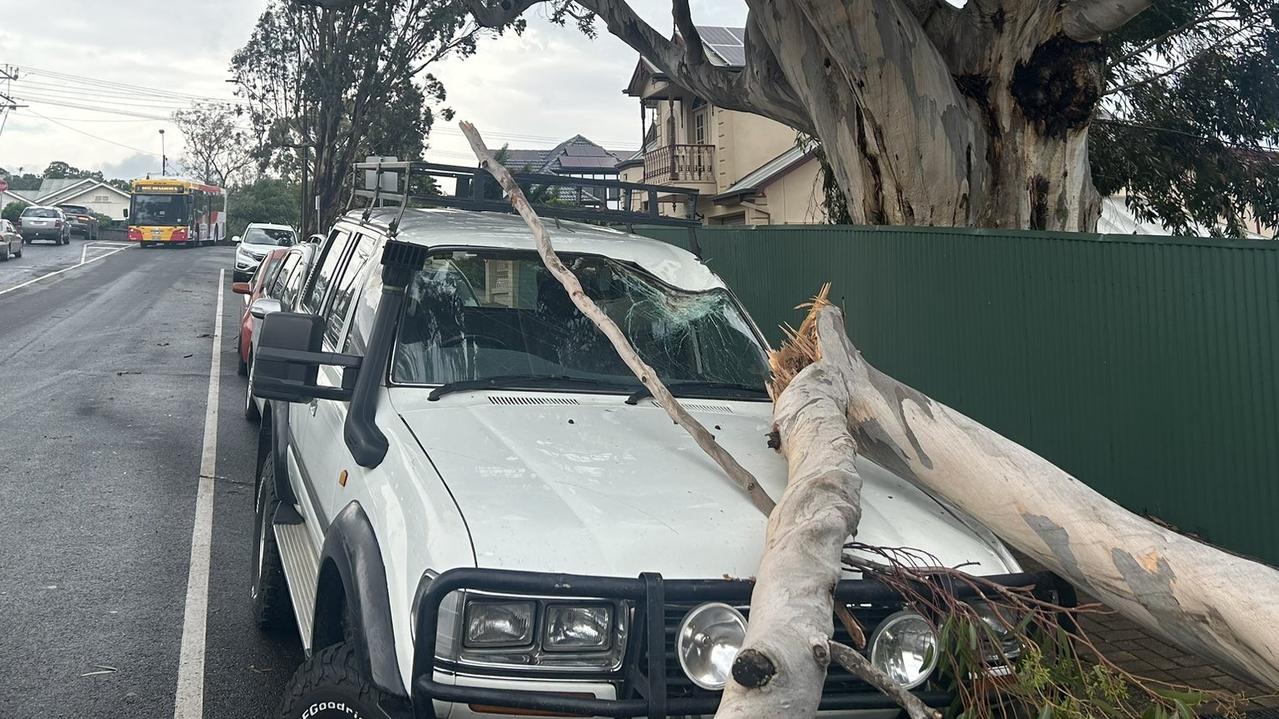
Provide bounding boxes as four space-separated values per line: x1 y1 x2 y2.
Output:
697 26 746 67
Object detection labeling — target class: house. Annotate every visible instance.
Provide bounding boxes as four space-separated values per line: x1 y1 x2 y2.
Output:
24 178 132 221
499 135 634 207
1 187 37 210
618 26 827 225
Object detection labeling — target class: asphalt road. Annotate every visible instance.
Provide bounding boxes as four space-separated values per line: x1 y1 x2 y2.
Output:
0 242 302 718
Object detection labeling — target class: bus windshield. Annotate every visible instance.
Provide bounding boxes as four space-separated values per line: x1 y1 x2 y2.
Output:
131 194 190 226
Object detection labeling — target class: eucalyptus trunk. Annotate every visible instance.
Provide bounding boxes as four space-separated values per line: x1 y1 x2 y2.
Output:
465 0 1148 231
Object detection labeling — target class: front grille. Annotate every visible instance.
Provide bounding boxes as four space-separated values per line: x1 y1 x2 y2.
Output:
649 602 899 699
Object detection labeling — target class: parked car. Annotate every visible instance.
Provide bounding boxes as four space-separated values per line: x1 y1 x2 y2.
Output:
232 223 297 282
248 202 1044 719
18 206 70 245
56 204 98 240
0 219 23 260
234 243 316 420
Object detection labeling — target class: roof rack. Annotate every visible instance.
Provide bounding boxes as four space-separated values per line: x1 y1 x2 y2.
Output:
348 160 701 237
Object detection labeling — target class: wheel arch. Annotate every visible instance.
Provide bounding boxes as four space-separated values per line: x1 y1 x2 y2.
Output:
314 501 408 699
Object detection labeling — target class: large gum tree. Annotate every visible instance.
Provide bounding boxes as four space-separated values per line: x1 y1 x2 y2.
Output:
457 0 1161 231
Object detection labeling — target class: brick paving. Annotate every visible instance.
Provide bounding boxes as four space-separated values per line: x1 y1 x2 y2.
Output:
1017 555 1277 715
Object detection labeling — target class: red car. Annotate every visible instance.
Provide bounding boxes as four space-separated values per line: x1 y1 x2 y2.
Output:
233 247 291 376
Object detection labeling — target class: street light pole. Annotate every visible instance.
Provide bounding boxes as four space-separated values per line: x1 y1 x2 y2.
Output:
159 129 167 175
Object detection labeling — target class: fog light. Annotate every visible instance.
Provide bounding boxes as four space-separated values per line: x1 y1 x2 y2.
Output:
676 602 747 690
869 611 937 689
971 601 1023 661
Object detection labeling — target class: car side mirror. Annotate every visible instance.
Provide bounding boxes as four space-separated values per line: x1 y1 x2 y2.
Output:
249 297 282 319
122 208 129 219
231 235 242 244
308 234 324 244
231 281 252 295
252 312 361 403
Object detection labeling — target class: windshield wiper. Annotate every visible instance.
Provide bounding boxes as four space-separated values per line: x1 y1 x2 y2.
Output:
624 381 770 405
428 374 634 401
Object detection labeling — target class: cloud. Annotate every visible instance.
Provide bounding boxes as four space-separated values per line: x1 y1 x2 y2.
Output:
0 0 748 176
101 153 163 182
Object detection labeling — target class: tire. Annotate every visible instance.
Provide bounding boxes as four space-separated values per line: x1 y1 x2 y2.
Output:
252 459 293 633
237 340 249 377
276 643 395 719
245 361 260 422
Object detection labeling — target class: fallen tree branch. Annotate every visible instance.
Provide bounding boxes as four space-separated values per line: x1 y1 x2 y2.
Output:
779 293 1279 690
829 641 940 719
715 286 865 717
458 120 776 516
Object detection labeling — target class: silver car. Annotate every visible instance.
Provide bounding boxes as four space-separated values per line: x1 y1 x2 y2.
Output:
0 219 22 260
19 206 71 245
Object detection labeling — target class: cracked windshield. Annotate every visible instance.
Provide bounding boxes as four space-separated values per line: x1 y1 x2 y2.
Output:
393 251 770 391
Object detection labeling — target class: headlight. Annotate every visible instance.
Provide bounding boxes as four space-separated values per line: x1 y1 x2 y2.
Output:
869 611 938 689
463 600 535 647
545 603 612 651
676 602 747 690
971 601 1023 661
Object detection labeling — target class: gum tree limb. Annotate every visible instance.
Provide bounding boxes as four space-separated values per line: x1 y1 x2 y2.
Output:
791 299 1279 690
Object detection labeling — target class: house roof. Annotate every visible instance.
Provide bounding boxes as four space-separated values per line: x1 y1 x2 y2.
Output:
1 188 38 205
697 26 746 67
42 180 130 205
498 135 635 203
625 25 746 97
37 178 94 198
716 142 817 201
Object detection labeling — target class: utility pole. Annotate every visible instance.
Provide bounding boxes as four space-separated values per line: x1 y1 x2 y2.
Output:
159 129 167 175
0 65 28 143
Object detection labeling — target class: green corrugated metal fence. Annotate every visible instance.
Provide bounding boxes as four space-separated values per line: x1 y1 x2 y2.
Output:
637 224 1279 565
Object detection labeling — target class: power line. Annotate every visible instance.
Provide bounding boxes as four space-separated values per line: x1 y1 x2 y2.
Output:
16 65 244 105
22 108 161 158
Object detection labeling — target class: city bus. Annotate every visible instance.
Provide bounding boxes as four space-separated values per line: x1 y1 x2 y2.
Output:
126 178 226 248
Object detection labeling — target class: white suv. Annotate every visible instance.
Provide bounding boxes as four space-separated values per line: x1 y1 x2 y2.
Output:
250 197 1056 719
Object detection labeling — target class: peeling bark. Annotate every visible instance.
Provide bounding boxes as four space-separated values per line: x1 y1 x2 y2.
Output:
802 302 1279 690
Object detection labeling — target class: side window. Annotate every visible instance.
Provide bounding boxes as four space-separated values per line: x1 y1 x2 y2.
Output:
301 230 353 314
324 234 378 349
269 254 299 297
343 263 383 355
282 258 309 309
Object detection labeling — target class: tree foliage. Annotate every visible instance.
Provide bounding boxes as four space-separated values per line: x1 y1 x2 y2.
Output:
226 178 301 238
172 102 257 187
41 161 104 182
2 201 28 222
230 0 492 234
1092 0 1279 236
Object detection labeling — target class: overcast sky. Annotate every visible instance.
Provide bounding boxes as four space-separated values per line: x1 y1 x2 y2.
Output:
0 0 745 181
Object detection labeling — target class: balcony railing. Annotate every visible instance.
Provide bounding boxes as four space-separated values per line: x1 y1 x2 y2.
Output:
644 144 715 184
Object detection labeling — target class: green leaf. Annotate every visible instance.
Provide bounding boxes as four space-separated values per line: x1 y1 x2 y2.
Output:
1038 703 1055 719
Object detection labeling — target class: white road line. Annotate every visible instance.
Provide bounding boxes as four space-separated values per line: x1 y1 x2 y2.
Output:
80 242 134 264
173 269 225 719
0 243 133 297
